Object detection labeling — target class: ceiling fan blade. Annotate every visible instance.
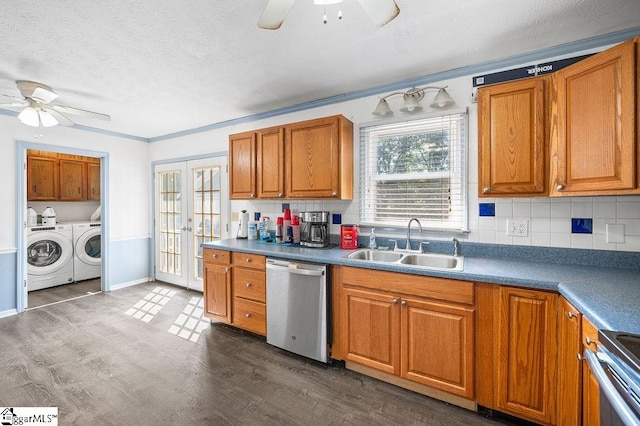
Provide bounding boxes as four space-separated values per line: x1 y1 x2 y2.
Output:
356 0 400 27
258 0 296 30
0 102 28 108
31 86 58 104
45 108 76 127
50 104 111 121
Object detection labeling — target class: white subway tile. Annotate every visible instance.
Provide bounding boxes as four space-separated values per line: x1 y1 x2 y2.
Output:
478 230 497 243
571 234 593 249
593 202 616 218
550 202 571 218
531 217 551 233
618 218 640 236
495 200 513 217
513 202 531 217
571 202 593 218
550 218 570 233
531 232 551 247
478 216 496 232
495 233 513 245
618 235 640 251
617 202 640 219
550 233 571 248
592 234 610 250
531 201 550 217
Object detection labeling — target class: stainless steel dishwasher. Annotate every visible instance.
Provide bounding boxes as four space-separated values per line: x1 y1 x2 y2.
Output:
266 258 328 363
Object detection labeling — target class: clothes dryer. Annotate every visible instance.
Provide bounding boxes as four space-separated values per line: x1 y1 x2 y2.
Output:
26 224 74 291
72 222 101 281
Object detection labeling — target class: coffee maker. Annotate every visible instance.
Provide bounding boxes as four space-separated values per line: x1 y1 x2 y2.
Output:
300 211 330 248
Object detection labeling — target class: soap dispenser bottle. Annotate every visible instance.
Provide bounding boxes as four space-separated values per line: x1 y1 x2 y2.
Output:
369 228 377 249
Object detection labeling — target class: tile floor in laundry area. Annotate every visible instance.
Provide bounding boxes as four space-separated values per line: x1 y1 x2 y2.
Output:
0 282 515 425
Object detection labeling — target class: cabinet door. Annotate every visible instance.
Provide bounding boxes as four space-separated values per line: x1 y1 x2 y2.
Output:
401 297 474 398
87 162 101 201
553 39 637 195
285 116 340 198
229 131 256 199
496 287 557 424
342 287 400 375
256 127 284 198
59 159 87 201
478 76 549 196
203 264 232 323
27 156 58 201
557 297 582 426
582 317 601 426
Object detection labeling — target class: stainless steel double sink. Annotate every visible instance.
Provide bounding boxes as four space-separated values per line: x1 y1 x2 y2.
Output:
346 249 464 271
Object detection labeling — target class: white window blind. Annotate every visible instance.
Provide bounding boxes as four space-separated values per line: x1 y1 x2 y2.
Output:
359 110 468 231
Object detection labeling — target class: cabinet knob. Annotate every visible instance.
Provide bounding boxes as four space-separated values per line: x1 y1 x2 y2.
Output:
401 300 407 306
245 258 252 263
331 192 337 197
225 267 230 272
245 282 251 288
392 298 398 304
483 187 490 194
567 311 577 319
556 184 564 191
577 353 583 361
585 336 595 346
278 192 283 197
250 193 255 198
212 254 218 258
245 313 251 318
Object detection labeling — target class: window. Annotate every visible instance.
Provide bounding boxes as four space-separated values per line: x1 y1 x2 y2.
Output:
360 109 468 231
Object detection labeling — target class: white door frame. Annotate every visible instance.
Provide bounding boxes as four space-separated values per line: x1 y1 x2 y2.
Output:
151 153 229 291
16 141 109 312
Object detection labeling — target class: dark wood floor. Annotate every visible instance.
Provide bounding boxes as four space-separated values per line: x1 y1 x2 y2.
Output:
1 282 516 425
28 278 102 309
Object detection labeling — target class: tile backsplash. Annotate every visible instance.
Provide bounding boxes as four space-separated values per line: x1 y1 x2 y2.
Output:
231 193 640 252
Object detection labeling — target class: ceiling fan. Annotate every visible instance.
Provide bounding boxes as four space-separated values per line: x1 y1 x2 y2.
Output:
258 0 400 30
0 80 110 128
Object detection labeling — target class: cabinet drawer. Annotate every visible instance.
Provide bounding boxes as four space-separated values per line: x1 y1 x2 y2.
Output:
232 252 265 270
233 297 266 335
582 316 600 351
203 249 230 265
233 268 266 303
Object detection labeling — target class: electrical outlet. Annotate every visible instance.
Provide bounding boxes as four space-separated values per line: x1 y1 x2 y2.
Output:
507 219 529 237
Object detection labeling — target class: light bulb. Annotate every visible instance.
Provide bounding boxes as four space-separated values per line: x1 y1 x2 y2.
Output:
338 8 342 20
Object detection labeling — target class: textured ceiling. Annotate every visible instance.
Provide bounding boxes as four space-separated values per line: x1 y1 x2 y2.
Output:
1 0 639 139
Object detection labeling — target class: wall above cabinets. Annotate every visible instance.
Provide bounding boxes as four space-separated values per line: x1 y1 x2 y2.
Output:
229 115 353 200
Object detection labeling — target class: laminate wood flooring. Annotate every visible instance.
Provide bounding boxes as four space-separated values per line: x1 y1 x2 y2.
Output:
27 279 102 309
0 282 516 425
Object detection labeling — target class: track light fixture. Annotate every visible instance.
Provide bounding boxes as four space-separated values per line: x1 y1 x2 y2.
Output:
372 86 455 117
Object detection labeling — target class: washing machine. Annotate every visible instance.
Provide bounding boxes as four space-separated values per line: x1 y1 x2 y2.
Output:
27 224 74 291
72 222 101 281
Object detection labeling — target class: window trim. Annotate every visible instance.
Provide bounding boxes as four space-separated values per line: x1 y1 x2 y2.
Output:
358 108 469 233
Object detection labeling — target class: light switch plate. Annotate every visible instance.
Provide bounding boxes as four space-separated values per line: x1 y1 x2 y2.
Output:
606 223 625 243
507 219 529 237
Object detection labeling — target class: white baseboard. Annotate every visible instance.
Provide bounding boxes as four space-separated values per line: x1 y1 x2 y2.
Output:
109 277 151 291
0 308 18 319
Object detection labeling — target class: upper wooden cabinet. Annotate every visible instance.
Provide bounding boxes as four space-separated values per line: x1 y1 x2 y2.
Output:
478 76 550 197
552 38 638 196
285 115 353 199
27 155 59 201
229 131 257 199
27 150 100 202
228 115 353 200
479 36 640 197
256 127 284 198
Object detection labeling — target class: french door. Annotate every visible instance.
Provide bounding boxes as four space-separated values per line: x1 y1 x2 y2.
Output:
154 157 228 291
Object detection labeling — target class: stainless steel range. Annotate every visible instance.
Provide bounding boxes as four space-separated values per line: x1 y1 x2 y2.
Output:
585 330 640 425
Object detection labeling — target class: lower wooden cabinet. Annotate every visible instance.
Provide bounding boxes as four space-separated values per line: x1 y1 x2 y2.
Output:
494 286 558 424
202 248 266 336
582 317 601 426
334 266 475 399
557 297 582 426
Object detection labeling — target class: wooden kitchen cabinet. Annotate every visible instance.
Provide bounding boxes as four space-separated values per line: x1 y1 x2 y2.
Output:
551 38 638 196
285 115 353 199
478 76 550 196
203 249 232 323
229 131 257 199
582 317 601 426
495 286 557 424
59 158 87 201
27 155 58 201
557 296 582 426
87 160 101 201
256 126 285 198
334 266 475 399
231 251 266 335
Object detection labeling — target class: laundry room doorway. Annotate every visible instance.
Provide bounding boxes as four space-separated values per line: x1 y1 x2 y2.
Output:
153 156 228 292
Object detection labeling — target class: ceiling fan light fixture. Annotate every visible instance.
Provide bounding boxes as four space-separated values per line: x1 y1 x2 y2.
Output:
39 110 59 127
18 107 39 127
429 88 455 109
313 0 343 4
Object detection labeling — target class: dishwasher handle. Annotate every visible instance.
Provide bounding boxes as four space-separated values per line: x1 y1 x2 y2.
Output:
266 260 325 277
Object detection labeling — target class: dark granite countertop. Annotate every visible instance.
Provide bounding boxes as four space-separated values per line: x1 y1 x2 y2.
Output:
202 239 640 335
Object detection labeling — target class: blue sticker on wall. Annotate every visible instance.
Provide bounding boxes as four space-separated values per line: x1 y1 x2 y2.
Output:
332 214 342 225
479 203 496 217
571 218 593 234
